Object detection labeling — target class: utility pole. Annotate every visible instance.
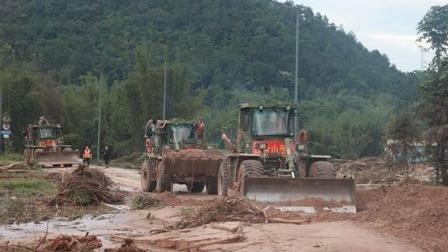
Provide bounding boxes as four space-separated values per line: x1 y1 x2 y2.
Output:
97 74 102 161
162 46 168 120
294 10 300 133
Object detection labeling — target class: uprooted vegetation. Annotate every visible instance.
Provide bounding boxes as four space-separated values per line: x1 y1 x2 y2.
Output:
1 233 102 252
130 193 161 210
51 165 124 206
336 157 434 184
0 168 116 225
175 197 265 229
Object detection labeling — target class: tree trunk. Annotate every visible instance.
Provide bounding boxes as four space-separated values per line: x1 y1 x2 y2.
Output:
440 143 448 185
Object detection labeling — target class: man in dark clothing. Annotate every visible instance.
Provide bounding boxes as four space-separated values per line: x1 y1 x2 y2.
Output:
103 145 111 168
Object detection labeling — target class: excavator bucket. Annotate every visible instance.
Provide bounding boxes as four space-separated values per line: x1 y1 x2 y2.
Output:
36 150 80 168
244 177 356 213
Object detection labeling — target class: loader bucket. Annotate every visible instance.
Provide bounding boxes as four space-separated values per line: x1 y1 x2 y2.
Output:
244 177 356 213
36 150 80 168
163 149 223 177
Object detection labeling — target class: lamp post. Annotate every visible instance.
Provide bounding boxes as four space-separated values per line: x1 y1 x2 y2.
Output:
162 46 168 120
93 70 102 162
294 9 300 133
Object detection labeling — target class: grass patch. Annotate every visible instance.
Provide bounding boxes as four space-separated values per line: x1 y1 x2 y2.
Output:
0 178 56 196
0 153 24 166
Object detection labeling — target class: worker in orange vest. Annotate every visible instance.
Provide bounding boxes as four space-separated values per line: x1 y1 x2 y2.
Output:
82 145 92 165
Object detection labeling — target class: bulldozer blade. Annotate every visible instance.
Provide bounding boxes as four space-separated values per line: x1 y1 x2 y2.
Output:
36 151 80 167
244 177 356 213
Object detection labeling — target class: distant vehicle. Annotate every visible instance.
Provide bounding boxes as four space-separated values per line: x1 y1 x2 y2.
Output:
24 124 80 168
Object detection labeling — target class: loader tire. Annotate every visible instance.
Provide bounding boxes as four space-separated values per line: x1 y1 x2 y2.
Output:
237 160 265 195
141 160 156 192
310 161 336 179
156 161 172 192
218 160 229 196
187 181 205 193
206 176 218 195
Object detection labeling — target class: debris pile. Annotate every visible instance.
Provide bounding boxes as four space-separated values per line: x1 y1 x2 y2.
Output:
130 193 161 210
175 197 265 229
1 233 102 252
356 184 448 251
40 234 102 251
336 157 434 184
51 165 123 206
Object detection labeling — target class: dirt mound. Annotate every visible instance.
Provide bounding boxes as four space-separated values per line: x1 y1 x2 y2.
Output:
175 197 265 229
336 158 434 184
130 193 161 210
51 165 124 206
356 184 448 251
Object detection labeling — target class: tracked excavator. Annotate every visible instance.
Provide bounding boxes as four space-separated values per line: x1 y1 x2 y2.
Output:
141 120 223 194
219 104 356 213
24 124 80 168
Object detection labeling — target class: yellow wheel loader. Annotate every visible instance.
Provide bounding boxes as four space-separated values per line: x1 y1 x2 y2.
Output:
24 124 80 168
219 104 356 213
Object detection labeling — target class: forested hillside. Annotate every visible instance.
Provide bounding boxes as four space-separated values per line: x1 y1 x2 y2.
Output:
0 0 420 158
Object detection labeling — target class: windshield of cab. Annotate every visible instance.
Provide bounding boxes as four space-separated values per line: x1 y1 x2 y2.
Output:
251 108 289 136
38 127 58 139
171 125 197 145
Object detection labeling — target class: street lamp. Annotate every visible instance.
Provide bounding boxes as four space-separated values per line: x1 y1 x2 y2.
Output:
294 9 305 133
92 70 102 162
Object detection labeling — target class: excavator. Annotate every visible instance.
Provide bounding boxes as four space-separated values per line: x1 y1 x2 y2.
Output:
24 124 80 168
219 104 356 213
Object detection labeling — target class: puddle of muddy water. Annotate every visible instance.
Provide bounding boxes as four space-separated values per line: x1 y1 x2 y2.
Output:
0 208 154 248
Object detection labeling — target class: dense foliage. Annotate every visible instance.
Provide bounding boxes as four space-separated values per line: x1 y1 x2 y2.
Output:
418 4 448 184
0 0 421 158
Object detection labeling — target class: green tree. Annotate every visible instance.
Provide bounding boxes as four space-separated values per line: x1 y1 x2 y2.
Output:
385 111 422 171
418 4 448 184
418 4 448 63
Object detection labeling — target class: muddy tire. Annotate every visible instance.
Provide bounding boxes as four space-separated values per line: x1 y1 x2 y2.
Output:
187 181 205 193
141 160 156 192
156 161 172 192
310 161 336 179
236 160 265 194
218 160 229 196
206 176 218 195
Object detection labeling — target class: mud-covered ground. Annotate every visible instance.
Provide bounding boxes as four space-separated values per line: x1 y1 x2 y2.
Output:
0 168 115 226
0 163 443 251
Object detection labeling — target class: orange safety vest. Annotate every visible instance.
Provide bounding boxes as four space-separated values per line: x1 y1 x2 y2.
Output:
83 149 92 159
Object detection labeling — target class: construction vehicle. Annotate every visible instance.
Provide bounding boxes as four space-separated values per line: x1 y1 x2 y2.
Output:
140 121 223 194
219 104 356 212
24 124 80 168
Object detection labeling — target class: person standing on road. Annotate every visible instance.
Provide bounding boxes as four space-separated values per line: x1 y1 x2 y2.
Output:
103 145 111 168
82 145 92 165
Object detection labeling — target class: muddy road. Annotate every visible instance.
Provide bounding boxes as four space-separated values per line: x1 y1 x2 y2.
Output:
0 165 423 251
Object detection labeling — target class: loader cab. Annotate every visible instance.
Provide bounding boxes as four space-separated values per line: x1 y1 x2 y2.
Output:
238 104 296 154
26 125 62 147
167 122 199 149
28 125 62 140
